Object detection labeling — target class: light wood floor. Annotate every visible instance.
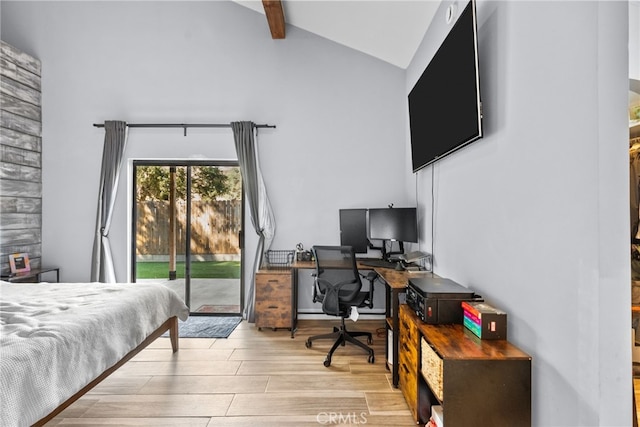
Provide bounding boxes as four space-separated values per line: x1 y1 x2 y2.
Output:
47 319 416 426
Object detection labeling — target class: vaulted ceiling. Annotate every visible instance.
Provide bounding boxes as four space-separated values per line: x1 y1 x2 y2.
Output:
233 0 440 69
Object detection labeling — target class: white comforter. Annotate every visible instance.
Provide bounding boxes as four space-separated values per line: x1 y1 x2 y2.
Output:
0 282 189 426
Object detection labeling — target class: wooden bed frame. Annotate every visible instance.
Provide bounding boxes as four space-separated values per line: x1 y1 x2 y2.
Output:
32 316 179 426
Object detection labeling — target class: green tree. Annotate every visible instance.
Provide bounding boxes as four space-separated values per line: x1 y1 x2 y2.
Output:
192 166 229 200
219 167 243 200
136 166 171 201
136 165 238 201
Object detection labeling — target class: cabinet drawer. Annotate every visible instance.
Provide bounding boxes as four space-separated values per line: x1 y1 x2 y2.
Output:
256 274 291 295
398 350 418 419
256 273 290 284
255 283 290 302
255 286 291 328
399 344 417 377
421 337 444 402
399 334 418 368
399 305 419 345
255 304 291 328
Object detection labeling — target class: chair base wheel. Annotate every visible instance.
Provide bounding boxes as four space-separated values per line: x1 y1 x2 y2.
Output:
304 318 374 367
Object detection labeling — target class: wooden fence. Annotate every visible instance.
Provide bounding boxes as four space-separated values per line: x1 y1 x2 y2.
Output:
136 200 241 256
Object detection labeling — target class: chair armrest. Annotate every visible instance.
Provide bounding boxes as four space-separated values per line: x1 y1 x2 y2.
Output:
359 271 378 309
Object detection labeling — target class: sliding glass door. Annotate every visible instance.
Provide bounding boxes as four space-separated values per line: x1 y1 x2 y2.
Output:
132 160 243 316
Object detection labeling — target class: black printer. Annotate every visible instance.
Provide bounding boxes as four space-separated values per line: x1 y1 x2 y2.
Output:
406 276 481 324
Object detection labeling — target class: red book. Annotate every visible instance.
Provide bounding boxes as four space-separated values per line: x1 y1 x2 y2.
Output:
463 308 481 325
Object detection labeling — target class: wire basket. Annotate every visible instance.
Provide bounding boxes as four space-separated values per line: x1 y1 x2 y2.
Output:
264 250 295 269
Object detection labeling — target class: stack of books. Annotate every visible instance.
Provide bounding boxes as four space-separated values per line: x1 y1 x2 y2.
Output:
462 301 507 340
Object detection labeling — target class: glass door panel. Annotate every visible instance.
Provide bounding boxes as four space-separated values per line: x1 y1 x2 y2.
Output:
133 165 187 303
132 162 242 316
188 165 242 315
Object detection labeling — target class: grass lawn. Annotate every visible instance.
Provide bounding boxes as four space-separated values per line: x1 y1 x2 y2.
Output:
136 261 240 279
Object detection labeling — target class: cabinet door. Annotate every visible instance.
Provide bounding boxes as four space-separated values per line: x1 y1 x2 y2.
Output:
442 359 531 427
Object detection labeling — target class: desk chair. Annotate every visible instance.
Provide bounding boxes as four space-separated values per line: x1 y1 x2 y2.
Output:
305 245 377 367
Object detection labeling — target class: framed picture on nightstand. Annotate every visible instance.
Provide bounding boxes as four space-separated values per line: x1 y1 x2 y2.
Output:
9 253 30 274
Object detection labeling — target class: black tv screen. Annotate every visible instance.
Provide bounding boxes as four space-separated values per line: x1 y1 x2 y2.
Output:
368 208 418 243
339 209 369 253
408 0 482 172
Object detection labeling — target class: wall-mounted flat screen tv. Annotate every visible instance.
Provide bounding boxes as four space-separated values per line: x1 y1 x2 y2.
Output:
408 0 482 172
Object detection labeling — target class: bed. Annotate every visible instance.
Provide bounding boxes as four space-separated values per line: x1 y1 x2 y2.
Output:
0 281 189 426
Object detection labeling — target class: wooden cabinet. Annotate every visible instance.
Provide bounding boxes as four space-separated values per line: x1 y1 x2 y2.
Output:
399 304 532 426
255 269 296 334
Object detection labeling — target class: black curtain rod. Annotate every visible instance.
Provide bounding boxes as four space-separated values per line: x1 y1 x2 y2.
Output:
92 122 276 136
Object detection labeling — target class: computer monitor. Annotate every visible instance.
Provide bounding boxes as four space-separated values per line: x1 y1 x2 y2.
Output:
368 207 418 243
339 209 369 253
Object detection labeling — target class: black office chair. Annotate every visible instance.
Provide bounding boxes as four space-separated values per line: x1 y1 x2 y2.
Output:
304 245 377 367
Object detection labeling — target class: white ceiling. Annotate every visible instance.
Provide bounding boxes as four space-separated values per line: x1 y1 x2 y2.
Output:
233 0 440 69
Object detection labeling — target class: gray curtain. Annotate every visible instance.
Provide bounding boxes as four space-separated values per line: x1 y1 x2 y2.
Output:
91 121 128 282
231 121 275 322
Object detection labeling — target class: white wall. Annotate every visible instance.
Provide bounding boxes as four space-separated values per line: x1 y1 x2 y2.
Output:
405 1 630 425
0 0 408 296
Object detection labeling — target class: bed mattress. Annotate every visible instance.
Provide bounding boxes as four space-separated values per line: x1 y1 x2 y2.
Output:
0 281 189 426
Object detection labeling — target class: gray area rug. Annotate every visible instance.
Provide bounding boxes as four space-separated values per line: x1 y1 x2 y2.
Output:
165 316 242 338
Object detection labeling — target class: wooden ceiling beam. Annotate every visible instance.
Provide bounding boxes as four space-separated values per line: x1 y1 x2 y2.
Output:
262 0 286 39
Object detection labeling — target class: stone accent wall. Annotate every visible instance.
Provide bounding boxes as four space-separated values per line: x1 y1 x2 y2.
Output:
0 40 42 275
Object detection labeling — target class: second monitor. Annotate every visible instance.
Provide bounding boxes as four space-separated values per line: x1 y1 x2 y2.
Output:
368 207 418 244
339 207 418 260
